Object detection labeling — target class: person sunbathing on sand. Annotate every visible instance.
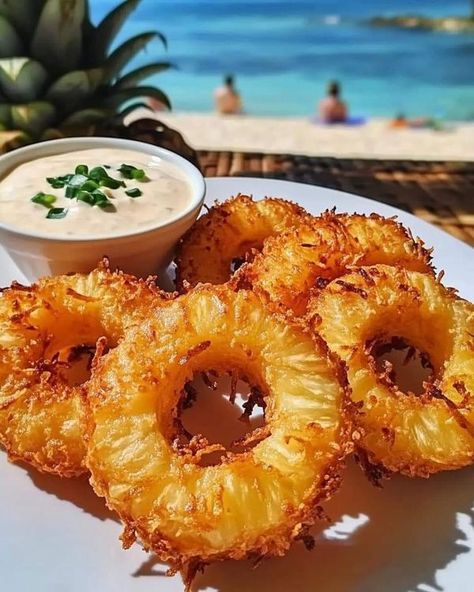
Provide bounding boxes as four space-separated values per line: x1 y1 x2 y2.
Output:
390 113 444 131
319 80 348 123
214 74 243 115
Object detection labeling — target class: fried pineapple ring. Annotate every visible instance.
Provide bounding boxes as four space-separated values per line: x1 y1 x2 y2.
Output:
175 194 308 290
0 264 164 477
237 211 433 316
85 285 351 573
311 265 474 477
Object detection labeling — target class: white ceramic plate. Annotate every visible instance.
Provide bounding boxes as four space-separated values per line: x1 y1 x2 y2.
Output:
1 177 473 592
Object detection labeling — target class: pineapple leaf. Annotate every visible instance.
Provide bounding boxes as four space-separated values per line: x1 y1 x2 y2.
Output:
0 14 23 57
104 32 164 82
105 86 171 110
46 69 104 111
11 102 56 137
0 58 49 102
119 102 152 118
114 62 174 90
0 103 12 127
104 101 151 125
31 0 86 75
60 108 115 128
82 0 95 42
0 0 44 37
89 0 142 62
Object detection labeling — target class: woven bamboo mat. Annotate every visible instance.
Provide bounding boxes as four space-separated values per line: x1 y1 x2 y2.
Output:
199 151 474 246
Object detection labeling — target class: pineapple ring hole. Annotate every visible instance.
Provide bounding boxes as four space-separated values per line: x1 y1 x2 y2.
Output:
44 336 114 387
369 337 434 396
175 370 267 466
230 241 263 274
230 256 247 274
49 344 96 387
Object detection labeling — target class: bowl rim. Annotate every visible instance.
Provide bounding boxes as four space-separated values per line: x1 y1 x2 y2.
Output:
0 137 206 243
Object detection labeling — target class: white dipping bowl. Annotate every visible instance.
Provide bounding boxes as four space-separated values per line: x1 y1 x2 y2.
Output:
0 137 205 281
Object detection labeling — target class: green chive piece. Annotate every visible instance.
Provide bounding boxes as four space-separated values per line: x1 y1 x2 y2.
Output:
81 180 99 192
89 166 109 182
65 185 79 198
31 192 56 207
125 187 142 198
68 174 88 187
99 177 123 189
46 207 67 219
132 168 146 180
118 163 147 181
47 174 73 188
91 189 110 207
75 164 88 176
76 190 95 205
117 164 133 178
47 177 66 189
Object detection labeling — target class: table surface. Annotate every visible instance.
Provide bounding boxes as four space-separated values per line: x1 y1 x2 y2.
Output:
199 151 474 246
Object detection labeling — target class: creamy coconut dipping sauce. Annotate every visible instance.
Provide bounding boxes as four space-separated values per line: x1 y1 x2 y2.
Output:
0 148 192 238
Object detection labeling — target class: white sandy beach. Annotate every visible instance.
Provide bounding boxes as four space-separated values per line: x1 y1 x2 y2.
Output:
139 111 474 161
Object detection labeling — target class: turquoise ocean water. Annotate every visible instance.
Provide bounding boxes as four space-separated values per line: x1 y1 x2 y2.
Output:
93 0 474 120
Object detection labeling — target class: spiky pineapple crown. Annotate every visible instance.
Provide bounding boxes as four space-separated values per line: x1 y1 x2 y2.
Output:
0 0 172 139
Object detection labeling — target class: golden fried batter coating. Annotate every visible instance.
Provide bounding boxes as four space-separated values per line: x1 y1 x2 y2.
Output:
85 285 352 573
310 265 474 477
0 264 165 477
175 194 308 290
237 211 433 315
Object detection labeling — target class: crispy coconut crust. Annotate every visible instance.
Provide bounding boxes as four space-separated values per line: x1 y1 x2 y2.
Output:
235 211 433 316
174 194 308 290
84 284 354 573
0 261 166 477
310 264 474 477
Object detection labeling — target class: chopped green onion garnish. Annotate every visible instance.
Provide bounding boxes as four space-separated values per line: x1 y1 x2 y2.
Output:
46 207 67 219
81 180 100 192
75 164 88 176
75 189 111 208
125 187 142 198
76 190 95 205
132 168 146 180
31 192 56 207
39 161 144 218
68 174 88 187
89 166 109 182
87 166 124 189
47 174 74 188
118 163 147 181
91 189 109 204
99 176 124 189
117 164 133 178
47 177 66 189
65 185 79 198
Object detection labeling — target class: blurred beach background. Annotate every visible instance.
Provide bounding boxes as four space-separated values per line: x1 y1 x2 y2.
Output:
91 0 474 158
92 0 474 119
